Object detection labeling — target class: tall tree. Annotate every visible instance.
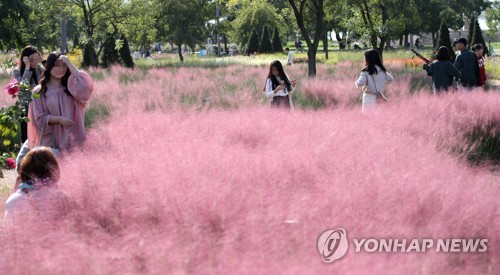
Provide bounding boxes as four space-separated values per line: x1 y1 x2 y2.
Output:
468 17 476 45
259 26 273 53
288 0 325 77
101 36 120 68
485 0 500 39
0 0 30 50
119 35 134 68
272 26 284 53
246 27 260 54
229 0 286 49
158 0 212 62
471 18 489 56
437 21 455 60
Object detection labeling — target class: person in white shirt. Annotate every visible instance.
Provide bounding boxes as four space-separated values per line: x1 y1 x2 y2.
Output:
4 147 68 224
285 47 293 66
265 60 297 108
355 49 394 112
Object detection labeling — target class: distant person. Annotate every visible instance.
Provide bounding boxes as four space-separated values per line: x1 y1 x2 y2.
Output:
295 40 303 52
265 60 297 108
423 46 461 94
285 47 293 66
145 50 151 58
13 46 45 144
133 51 141 59
415 38 421 49
453 38 480 89
355 49 394 112
5 147 69 223
472 44 487 87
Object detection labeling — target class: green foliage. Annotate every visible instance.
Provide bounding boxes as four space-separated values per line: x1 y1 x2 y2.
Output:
0 0 30 50
437 21 456 60
229 0 285 48
471 19 489 56
73 32 80 48
157 0 213 62
461 120 500 165
119 35 135 68
485 0 500 37
247 28 260 54
468 17 475 46
101 36 120 68
0 80 35 176
258 26 273 53
272 27 283 53
83 42 98 67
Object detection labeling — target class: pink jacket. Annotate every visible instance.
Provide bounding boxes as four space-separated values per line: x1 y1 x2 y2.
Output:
28 71 94 150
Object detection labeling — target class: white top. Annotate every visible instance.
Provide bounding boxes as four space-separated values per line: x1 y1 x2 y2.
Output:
4 188 68 223
287 51 293 64
355 65 394 94
265 74 294 98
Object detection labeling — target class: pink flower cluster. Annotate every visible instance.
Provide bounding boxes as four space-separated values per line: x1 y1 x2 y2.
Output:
5 158 16 169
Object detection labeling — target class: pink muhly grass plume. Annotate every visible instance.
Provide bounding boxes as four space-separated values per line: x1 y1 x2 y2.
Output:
1 90 497 274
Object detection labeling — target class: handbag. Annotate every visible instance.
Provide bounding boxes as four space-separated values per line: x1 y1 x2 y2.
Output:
370 74 388 102
38 116 61 157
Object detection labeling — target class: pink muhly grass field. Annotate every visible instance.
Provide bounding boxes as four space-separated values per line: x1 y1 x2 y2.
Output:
0 64 499 274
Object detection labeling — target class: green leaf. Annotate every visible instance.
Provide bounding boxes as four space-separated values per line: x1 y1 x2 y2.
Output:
3 139 11 146
32 93 41 99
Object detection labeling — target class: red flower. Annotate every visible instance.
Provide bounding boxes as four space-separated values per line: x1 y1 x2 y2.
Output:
5 82 19 96
6 158 16 169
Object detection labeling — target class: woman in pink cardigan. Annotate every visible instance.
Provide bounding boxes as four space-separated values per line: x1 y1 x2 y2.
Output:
27 52 94 153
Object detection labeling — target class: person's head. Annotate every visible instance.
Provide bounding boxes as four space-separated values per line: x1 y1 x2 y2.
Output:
268 60 291 90
471 44 484 57
19 46 43 75
18 147 60 184
435 46 451 61
453 38 467 51
361 49 386 75
39 52 71 95
285 47 290 52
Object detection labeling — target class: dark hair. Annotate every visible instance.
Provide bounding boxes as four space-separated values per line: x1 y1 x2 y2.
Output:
471 44 483 51
267 60 291 91
19 46 39 76
361 49 387 75
19 147 60 184
435 46 451 61
285 47 290 51
39 52 72 97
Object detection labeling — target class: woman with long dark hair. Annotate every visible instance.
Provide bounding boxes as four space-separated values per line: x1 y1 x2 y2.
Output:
355 49 394 112
26 52 94 152
13 46 45 144
423 46 461 93
264 60 297 108
471 44 487 87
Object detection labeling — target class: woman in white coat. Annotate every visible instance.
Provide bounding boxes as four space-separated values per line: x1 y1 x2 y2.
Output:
355 49 394 112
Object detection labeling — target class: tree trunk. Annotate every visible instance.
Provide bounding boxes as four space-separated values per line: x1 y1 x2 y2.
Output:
323 32 328 59
431 31 438 49
307 49 317 77
178 44 184 62
404 33 409 48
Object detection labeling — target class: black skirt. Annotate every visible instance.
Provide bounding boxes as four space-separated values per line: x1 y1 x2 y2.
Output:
271 95 290 108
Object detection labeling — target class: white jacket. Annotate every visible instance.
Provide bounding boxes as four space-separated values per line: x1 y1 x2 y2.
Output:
355 65 394 94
